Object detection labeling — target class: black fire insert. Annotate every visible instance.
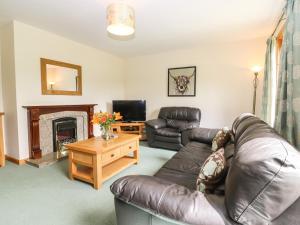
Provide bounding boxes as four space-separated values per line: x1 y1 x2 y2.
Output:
52 117 77 153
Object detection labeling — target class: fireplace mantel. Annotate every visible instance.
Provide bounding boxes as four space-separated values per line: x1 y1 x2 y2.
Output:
23 104 97 159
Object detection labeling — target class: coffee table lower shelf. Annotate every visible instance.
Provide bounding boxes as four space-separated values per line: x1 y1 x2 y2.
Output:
103 156 137 181
71 156 137 188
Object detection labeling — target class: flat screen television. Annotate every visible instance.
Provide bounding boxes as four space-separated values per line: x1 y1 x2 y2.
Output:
112 100 146 122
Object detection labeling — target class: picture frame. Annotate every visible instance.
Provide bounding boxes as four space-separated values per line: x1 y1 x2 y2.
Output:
168 66 196 97
40 58 82 96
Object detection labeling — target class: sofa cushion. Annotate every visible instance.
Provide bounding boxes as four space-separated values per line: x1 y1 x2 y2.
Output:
147 140 183 151
165 119 200 132
196 148 227 193
154 135 181 143
212 127 231 151
225 116 300 225
155 168 197 190
161 142 211 174
154 127 181 137
155 141 211 189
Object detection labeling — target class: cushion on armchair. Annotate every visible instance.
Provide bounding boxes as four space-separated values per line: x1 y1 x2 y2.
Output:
166 119 187 129
166 119 187 130
166 119 199 131
154 128 181 137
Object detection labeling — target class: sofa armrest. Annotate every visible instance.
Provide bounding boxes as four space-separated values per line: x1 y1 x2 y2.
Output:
189 127 220 144
111 175 226 225
146 119 166 129
179 121 200 132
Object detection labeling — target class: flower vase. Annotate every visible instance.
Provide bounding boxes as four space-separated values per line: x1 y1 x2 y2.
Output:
101 126 111 141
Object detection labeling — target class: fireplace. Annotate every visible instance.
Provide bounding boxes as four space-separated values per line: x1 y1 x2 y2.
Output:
23 104 96 159
53 117 77 154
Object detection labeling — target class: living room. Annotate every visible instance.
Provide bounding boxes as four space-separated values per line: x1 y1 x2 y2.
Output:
0 0 300 225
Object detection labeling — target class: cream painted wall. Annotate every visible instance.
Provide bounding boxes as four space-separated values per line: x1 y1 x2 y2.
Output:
124 38 266 128
0 22 19 157
10 21 125 159
0 33 4 111
0 20 267 160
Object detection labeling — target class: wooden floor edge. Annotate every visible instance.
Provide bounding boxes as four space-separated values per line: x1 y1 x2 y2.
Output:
5 155 27 165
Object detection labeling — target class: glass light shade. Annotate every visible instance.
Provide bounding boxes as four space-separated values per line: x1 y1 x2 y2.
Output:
107 3 135 36
251 65 263 73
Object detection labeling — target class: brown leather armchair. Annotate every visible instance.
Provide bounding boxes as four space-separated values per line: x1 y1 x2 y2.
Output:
145 107 201 150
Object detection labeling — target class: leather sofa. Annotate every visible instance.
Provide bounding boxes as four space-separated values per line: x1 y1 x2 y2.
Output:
111 114 300 225
145 107 201 150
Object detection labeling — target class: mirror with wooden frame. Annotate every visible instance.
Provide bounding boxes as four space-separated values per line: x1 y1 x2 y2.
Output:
41 58 82 95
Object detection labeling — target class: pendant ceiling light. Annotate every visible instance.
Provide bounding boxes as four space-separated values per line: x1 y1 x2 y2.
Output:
106 3 135 36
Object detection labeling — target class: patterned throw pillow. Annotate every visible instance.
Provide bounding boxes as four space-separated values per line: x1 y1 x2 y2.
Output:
196 148 227 193
211 127 231 151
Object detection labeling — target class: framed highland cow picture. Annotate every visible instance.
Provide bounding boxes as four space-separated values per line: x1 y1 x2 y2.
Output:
168 66 196 97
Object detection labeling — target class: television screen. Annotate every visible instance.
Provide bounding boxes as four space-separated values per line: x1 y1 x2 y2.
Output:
112 100 146 122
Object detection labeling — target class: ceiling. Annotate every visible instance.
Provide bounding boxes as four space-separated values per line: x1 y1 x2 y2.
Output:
0 0 285 57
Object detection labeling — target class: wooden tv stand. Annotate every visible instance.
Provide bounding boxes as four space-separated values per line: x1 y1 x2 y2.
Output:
111 122 146 141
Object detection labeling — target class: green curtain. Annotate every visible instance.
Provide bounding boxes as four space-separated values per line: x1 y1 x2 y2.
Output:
275 0 300 149
261 37 276 125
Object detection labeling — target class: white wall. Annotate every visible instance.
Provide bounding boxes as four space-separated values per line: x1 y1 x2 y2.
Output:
0 20 267 160
124 38 266 128
0 31 4 111
7 21 125 159
0 22 19 158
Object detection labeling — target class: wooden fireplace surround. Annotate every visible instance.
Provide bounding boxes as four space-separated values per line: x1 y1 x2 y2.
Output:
23 104 97 159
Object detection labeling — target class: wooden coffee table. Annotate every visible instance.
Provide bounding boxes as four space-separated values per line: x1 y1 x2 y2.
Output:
65 133 140 189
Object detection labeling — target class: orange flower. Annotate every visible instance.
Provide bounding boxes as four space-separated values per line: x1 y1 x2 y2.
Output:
101 116 107 123
92 111 118 126
92 115 100 124
114 112 123 121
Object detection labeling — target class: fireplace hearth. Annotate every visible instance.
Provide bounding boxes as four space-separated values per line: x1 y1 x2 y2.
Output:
53 117 77 155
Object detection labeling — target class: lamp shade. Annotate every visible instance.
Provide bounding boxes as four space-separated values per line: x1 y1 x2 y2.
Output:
251 65 263 73
106 3 135 36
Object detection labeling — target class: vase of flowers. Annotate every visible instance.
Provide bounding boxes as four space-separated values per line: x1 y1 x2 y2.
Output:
92 112 122 140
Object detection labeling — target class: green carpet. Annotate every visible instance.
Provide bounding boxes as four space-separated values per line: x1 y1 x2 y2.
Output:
0 145 175 225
